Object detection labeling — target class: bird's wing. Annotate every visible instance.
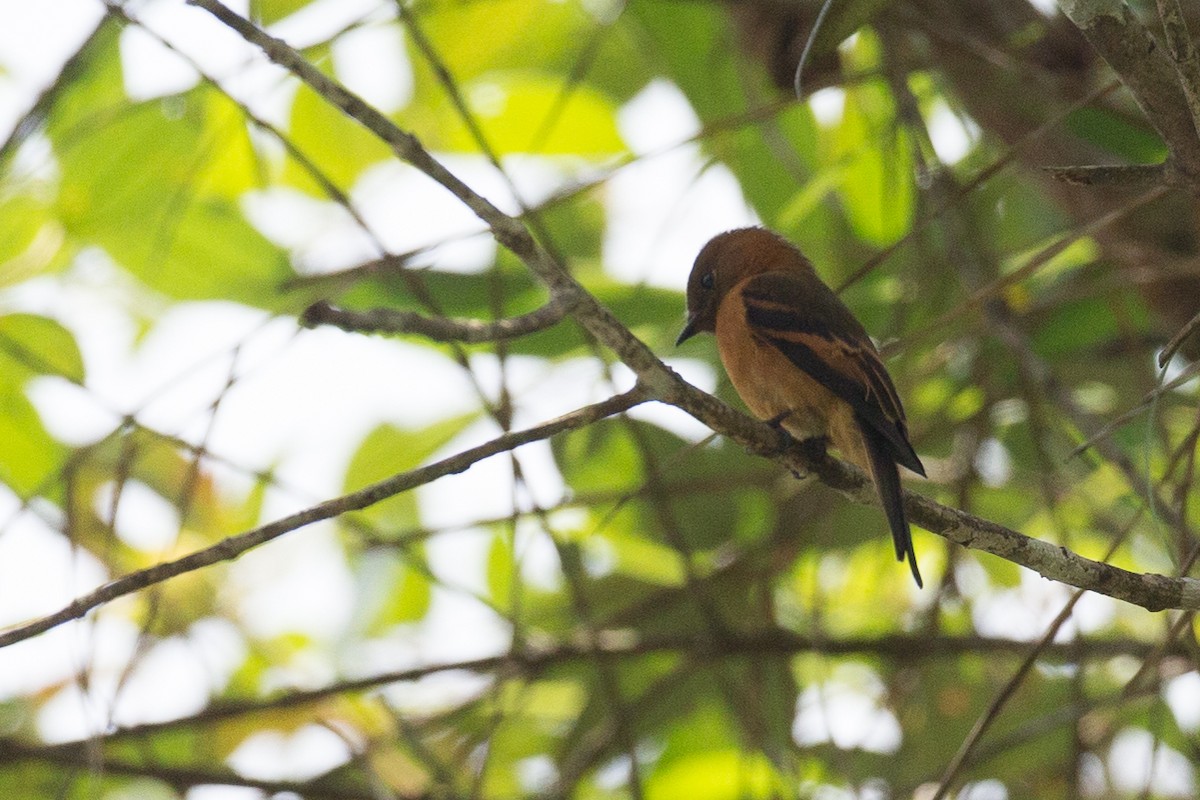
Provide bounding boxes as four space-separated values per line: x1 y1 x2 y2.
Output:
741 272 925 476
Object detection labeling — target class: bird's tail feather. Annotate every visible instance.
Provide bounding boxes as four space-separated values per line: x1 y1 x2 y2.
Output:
861 423 923 588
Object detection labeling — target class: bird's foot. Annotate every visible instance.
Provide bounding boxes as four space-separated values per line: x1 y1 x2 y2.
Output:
760 412 797 461
796 435 830 464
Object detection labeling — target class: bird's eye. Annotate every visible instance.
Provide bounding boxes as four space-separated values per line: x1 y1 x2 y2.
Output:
700 272 714 290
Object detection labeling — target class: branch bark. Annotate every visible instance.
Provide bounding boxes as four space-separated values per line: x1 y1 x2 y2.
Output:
300 297 575 343
1060 0 1200 179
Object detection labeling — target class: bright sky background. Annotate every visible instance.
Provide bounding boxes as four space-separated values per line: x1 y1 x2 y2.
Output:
0 2 1194 797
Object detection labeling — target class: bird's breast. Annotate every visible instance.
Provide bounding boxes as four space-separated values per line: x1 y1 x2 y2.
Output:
714 293 838 442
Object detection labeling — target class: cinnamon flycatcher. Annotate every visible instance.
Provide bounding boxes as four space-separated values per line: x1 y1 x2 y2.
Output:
677 227 926 587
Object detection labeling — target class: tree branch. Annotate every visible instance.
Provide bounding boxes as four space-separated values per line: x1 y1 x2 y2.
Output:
22 629 1182 750
167 0 1200 615
0 389 648 649
1041 163 1171 186
300 297 575 343
0 739 393 800
1155 0 1200 142
1060 0 1200 179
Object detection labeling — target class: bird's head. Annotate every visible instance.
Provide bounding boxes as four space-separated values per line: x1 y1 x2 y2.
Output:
677 227 814 345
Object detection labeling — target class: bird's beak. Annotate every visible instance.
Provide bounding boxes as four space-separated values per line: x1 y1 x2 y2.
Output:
676 314 700 346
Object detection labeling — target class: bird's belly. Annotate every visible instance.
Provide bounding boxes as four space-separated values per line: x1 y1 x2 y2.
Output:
716 322 835 441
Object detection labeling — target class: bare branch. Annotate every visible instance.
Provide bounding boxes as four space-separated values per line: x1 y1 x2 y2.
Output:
0 389 648 649
0 739 395 800
28 629 1183 750
1042 163 1170 186
185 0 676 392
300 297 575 343
1159 308 1200 367
1060 0 1200 178
1156 0 1200 141
1069 359 1200 458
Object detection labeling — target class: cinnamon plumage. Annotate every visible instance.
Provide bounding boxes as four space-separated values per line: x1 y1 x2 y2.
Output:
678 227 925 586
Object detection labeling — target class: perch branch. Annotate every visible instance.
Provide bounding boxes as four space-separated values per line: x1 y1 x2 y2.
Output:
163 0 1200 616
1041 163 1171 186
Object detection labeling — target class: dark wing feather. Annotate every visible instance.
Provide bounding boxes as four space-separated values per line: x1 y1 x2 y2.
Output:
742 273 925 476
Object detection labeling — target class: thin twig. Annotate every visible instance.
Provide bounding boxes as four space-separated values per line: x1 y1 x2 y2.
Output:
1158 308 1200 367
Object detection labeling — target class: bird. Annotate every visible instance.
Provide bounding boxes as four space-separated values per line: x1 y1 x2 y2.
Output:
677 227 926 587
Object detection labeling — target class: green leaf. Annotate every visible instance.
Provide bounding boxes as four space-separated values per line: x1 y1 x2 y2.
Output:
411 0 604 84
1065 106 1168 163
553 419 769 556
834 78 914 246
647 749 783 800
0 194 62 286
342 413 478 531
552 417 643 496
626 1 820 222
283 82 393 194
351 549 432 633
0 314 84 383
0 391 65 497
49 73 295 308
419 71 625 155
251 0 313 24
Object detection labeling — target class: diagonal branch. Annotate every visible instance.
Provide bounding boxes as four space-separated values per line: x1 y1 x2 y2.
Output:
1060 0 1200 179
172 0 1200 615
25 630 1179 754
1155 0 1200 142
0 388 648 649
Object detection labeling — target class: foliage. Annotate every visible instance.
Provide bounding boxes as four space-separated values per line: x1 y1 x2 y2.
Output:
0 1 1198 799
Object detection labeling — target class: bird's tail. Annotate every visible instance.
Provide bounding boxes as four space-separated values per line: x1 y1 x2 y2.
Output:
861 425 923 588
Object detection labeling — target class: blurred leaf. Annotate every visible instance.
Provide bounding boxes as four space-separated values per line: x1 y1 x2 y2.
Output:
647 749 783 800
0 391 65 497
553 417 644 496
1065 106 1168 163
251 0 313 24
46 35 295 309
419 71 625 155
0 313 84 383
351 549 433 633
0 314 80 496
834 79 914 246
284 82 393 193
0 194 62 286
343 413 478 531
410 0 622 88
1029 295 1125 358
626 0 820 222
